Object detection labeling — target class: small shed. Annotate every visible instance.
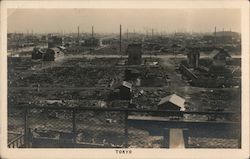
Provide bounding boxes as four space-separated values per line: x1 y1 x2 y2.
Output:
158 94 186 111
118 81 132 100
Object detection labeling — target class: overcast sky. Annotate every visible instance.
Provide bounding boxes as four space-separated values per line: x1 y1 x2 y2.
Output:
7 9 241 34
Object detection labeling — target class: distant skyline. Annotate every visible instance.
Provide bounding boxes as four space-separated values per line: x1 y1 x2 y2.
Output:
8 9 241 34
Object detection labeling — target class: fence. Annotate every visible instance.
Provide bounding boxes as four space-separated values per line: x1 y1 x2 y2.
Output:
8 105 240 148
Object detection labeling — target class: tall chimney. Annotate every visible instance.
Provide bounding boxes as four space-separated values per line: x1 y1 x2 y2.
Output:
120 24 122 52
92 26 94 38
77 26 79 44
152 29 154 37
127 29 129 40
214 26 217 48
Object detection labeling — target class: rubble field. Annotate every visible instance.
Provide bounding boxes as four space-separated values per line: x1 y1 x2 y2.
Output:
8 55 241 148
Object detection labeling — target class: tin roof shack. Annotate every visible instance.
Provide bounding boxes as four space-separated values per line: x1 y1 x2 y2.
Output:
158 94 186 111
127 43 142 65
109 81 132 100
43 47 64 61
48 36 63 48
32 48 45 60
209 49 231 66
117 81 132 100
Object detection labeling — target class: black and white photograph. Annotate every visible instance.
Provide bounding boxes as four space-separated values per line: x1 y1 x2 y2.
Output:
0 1 249 159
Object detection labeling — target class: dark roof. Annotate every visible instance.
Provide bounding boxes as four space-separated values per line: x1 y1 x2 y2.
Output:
112 80 132 89
209 49 231 59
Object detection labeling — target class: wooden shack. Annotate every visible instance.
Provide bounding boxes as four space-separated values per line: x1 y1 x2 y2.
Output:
158 94 186 111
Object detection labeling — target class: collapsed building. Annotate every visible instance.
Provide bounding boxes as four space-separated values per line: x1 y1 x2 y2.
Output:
43 47 64 61
31 35 64 61
179 48 239 88
32 47 45 60
209 48 231 66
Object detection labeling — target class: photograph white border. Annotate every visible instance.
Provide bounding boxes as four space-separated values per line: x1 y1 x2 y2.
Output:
0 1 249 159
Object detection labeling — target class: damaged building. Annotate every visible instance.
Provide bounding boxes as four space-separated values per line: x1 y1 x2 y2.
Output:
32 47 45 60
127 43 142 65
43 47 64 61
209 48 231 66
187 48 200 68
109 81 132 100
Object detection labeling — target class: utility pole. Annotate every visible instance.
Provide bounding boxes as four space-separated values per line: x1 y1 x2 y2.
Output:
92 26 94 38
120 24 122 53
214 26 217 48
127 29 129 40
77 26 80 44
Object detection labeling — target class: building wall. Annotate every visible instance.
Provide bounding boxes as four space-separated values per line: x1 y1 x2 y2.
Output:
158 102 181 111
127 44 142 65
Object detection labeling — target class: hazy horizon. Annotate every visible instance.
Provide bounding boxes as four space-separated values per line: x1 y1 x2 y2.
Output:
8 9 241 34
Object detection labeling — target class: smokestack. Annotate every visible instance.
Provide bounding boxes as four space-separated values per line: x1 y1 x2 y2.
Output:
120 24 122 52
127 29 129 40
152 29 154 37
77 26 79 43
92 26 94 38
214 26 217 48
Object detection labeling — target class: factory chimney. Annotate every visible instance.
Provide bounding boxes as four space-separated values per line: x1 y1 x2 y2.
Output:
92 26 94 38
120 24 122 53
214 26 217 48
77 26 80 44
127 29 129 40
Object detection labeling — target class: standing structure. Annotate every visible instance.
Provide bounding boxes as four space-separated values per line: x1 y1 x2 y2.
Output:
92 26 94 38
187 48 200 68
209 48 231 66
127 43 142 65
214 26 217 48
120 24 122 53
158 94 186 111
77 26 80 44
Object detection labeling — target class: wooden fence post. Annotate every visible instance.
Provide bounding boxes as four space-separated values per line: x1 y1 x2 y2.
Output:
72 108 77 146
163 128 169 148
124 110 128 148
24 107 29 148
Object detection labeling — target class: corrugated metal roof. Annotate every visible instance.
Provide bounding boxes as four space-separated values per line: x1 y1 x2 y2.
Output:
122 81 132 89
158 94 185 110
